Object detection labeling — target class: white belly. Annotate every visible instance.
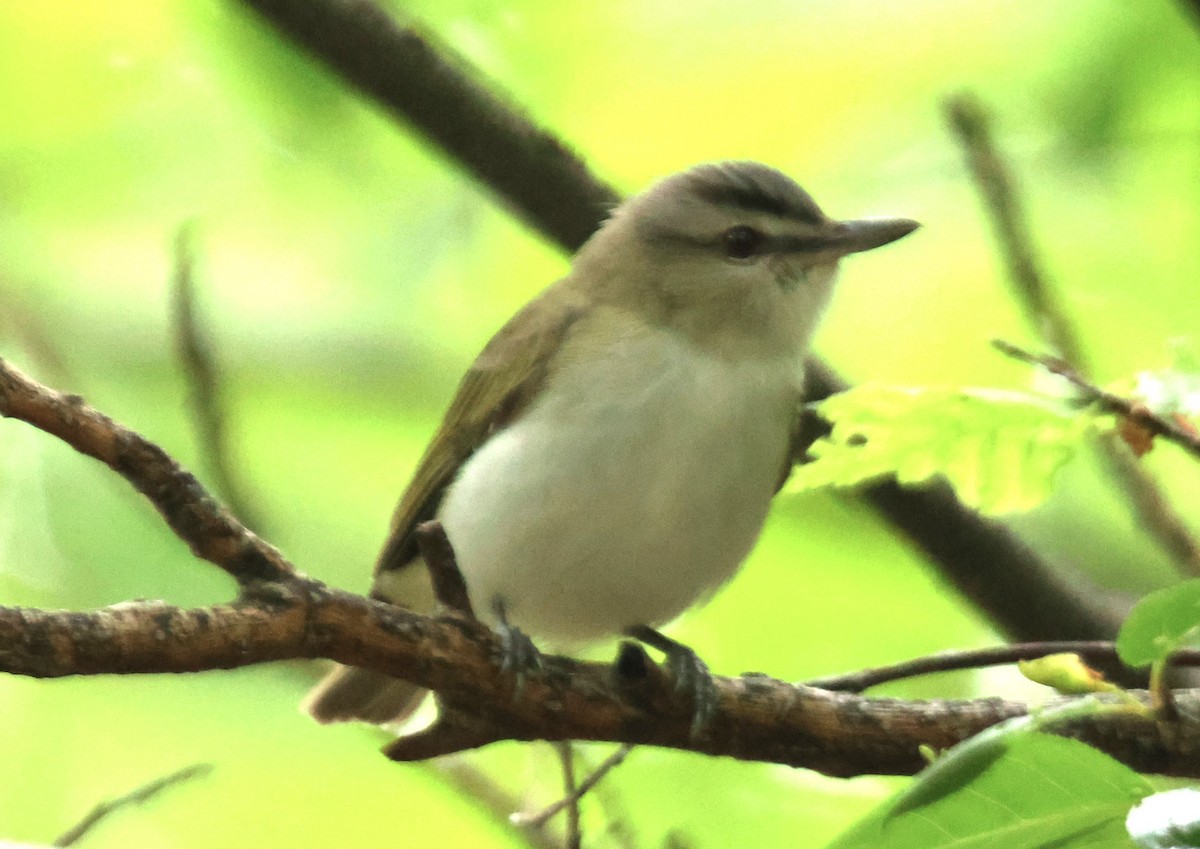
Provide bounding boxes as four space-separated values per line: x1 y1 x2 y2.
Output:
438 324 800 644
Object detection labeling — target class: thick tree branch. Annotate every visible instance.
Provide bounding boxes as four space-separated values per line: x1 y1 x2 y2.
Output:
2 595 1198 777
1 353 1196 777
233 0 1123 647
0 358 291 586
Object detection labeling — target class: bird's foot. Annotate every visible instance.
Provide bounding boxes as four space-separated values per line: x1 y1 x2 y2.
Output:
492 597 542 698
626 625 718 739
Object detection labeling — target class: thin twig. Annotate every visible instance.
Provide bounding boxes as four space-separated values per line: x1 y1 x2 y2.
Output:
1151 663 1181 721
171 223 263 532
947 92 1200 578
53 763 212 846
804 641 1200 693
1093 438 1200 574
994 340 1200 461
432 759 562 849
944 93 1086 369
512 745 633 830
555 742 582 849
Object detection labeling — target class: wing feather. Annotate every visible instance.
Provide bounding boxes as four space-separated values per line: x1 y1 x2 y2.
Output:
371 281 586 587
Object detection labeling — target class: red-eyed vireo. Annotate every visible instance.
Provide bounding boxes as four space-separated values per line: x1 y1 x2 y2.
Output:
304 161 918 727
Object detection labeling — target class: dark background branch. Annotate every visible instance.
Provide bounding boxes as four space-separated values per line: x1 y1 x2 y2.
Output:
171 223 265 534
237 0 620 251
1181 0 1200 31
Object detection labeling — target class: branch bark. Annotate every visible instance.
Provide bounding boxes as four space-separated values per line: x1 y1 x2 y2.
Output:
2 594 1197 777
1 354 1196 777
0 358 291 586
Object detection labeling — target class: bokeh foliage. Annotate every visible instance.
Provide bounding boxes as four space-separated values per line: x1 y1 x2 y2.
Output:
1 1 1198 847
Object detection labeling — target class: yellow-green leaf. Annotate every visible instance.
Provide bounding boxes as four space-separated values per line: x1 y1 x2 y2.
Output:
788 386 1110 515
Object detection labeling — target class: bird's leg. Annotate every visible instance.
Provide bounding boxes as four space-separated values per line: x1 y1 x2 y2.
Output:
491 597 542 698
625 625 718 738
415 520 475 617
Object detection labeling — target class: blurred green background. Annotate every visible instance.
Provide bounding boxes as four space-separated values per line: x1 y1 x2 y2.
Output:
1 1 1198 846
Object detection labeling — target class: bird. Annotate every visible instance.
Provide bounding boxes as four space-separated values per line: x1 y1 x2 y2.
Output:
303 161 918 729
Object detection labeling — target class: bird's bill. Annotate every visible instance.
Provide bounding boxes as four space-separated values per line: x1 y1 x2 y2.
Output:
828 217 920 255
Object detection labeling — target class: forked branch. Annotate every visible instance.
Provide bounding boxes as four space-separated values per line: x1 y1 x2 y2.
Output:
1 354 1197 777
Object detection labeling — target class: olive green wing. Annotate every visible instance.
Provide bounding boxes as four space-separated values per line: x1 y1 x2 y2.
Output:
306 286 584 724
370 283 586 588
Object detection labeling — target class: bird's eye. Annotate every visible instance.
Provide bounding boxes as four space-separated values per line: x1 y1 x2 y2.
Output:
720 225 767 260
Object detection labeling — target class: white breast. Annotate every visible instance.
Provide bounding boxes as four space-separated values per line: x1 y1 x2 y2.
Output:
438 319 802 644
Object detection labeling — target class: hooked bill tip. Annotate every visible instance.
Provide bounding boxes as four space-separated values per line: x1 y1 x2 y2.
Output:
837 217 920 254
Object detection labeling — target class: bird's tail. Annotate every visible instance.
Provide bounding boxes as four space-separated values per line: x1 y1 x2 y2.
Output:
303 664 427 725
302 559 435 725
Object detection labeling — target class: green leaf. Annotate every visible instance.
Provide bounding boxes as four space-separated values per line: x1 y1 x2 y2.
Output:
1116 580 1200 667
830 733 1153 849
787 386 1109 515
885 715 1028 819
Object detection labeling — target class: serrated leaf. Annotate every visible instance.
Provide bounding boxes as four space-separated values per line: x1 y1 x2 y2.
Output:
831 733 1153 849
787 386 1109 515
1116 580 1200 667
